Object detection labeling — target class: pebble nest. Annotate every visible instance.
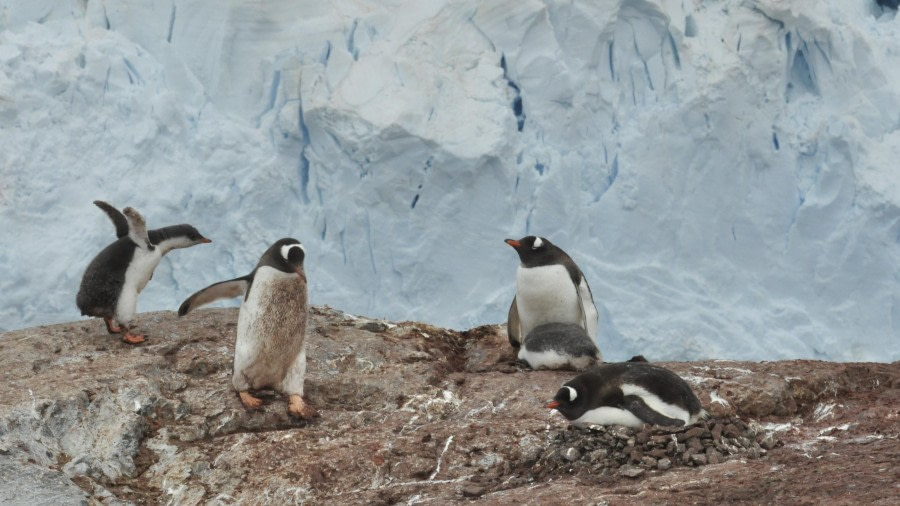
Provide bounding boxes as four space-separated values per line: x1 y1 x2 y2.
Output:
527 417 782 480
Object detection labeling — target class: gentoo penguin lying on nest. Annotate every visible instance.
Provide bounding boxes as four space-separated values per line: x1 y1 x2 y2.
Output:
547 362 706 428
518 322 602 370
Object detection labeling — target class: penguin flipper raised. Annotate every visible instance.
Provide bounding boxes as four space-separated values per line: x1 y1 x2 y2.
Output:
622 395 685 427
178 277 250 316
123 207 154 251
93 200 129 239
507 297 522 348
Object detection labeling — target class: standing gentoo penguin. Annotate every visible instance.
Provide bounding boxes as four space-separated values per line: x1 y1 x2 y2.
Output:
518 322 602 370
505 236 599 349
546 362 706 428
177 238 317 419
76 203 211 344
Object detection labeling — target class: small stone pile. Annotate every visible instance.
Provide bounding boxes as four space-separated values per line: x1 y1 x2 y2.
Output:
528 417 781 480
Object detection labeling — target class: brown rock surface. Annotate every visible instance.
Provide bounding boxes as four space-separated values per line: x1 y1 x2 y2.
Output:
0 307 897 504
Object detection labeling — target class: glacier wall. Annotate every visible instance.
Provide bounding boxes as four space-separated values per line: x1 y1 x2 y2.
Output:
1 0 898 362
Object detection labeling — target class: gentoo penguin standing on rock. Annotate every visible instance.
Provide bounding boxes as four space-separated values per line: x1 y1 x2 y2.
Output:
546 362 706 428
178 238 317 420
76 203 211 344
518 322 602 370
505 236 599 349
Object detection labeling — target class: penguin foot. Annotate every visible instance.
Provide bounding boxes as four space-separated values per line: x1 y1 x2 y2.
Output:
239 391 263 410
121 332 145 345
104 318 123 334
516 358 533 369
289 394 318 420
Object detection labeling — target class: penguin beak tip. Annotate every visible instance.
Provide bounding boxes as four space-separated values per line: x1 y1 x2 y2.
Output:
505 239 520 248
546 401 560 409
201 238 212 244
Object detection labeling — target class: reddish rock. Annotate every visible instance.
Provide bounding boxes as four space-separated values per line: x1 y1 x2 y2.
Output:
0 308 896 505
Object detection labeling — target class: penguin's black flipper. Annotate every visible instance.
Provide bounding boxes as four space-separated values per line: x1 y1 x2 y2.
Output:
575 274 598 339
622 395 686 427
507 297 521 349
178 276 251 316
94 200 129 239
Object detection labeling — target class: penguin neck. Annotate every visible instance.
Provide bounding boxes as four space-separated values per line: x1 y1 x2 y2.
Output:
517 251 557 269
153 235 197 255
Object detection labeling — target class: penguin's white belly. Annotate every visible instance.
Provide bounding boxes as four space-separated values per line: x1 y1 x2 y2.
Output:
115 247 162 323
515 265 582 336
572 407 645 428
234 267 307 391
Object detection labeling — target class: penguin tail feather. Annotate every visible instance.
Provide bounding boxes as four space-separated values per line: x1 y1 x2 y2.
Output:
690 409 710 425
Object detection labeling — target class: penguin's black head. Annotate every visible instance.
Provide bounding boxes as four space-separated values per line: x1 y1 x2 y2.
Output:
546 382 587 421
505 236 560 267
261 237 306 275
148 224 212 248
182 225 212 244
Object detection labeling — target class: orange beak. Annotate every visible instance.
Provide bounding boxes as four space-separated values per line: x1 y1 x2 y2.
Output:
546 400 560 409
201 238 212 244
505 239 520 248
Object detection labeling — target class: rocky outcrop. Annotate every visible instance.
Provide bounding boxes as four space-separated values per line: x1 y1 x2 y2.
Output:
0 307 896 504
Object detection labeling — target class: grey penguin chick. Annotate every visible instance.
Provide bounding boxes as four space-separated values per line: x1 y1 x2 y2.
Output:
94 200 210 252
178 238 316 419
518 322 602 370
546 362 706 428
505 236 598 349
76 204 211 344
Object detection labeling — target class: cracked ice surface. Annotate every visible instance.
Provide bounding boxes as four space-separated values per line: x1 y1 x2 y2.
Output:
0 0 898 362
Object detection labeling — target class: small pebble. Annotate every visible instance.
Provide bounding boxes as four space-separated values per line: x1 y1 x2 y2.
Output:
461 484 486 498
359 322 388 333
618 465 645 478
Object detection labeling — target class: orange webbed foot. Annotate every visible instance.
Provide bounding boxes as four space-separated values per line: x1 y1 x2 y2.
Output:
121 332 145 345
289 394 319 420
239 391 263 410
104 318 124 334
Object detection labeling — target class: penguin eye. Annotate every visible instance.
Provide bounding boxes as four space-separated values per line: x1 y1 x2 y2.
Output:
281 244 305 263
532 237 544 249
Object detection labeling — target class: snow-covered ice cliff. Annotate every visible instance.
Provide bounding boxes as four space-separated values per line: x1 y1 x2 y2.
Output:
1 0 898 362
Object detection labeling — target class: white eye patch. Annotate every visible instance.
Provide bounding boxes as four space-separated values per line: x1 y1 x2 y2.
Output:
532 237 544 249
281 243 304 261
564 385 577 401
